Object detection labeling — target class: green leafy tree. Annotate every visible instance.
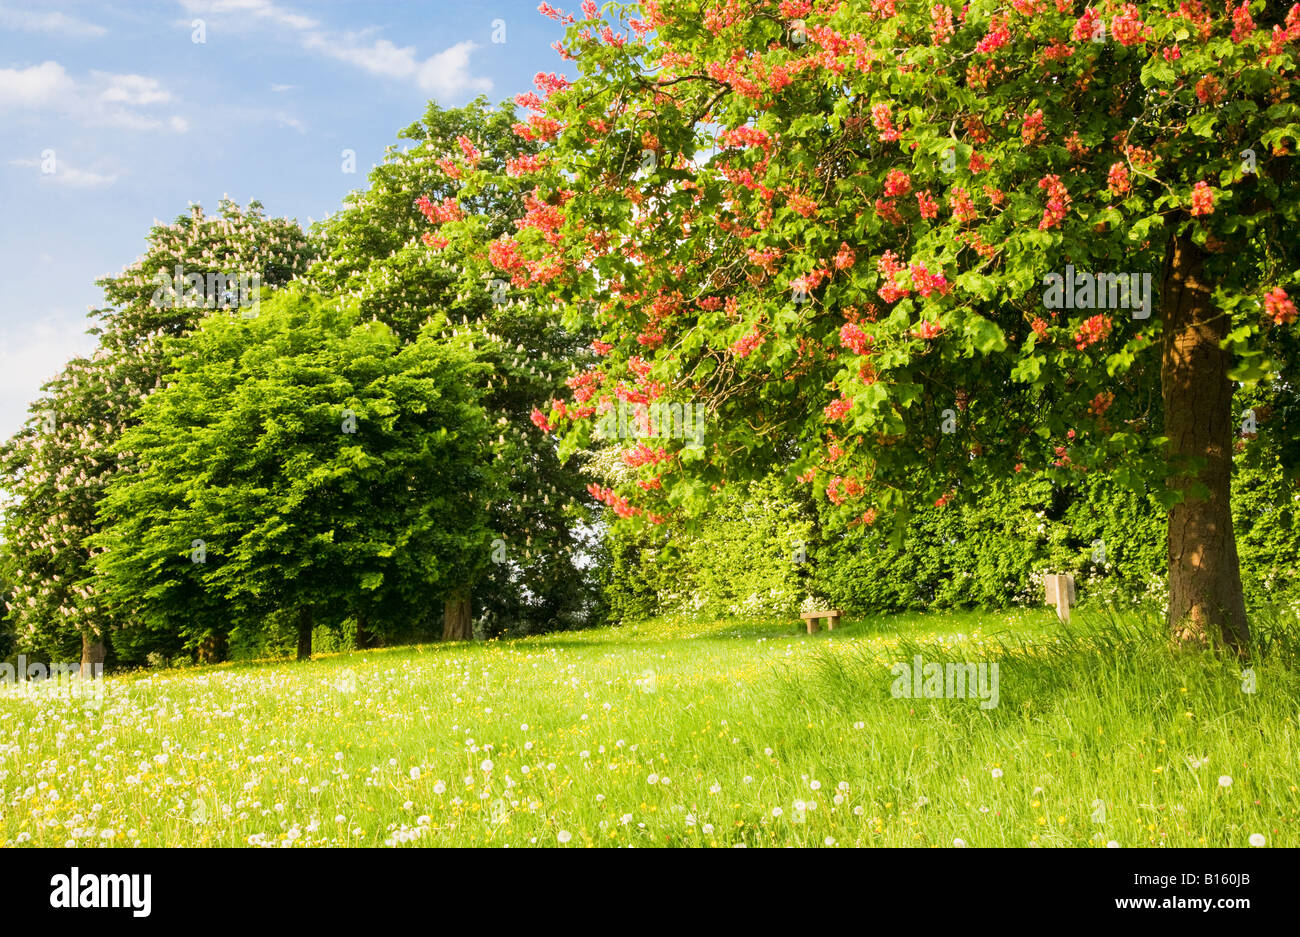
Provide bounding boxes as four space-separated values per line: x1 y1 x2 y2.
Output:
0 200 312 665
307 97 598 639
90 288 499 661
424 1 1300 653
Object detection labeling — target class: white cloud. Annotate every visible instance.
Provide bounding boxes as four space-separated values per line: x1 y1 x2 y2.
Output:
178 0 491 100
416 41 493 99
0 62 186 131
0 5 107 38
179 0 317 31
9 157 119 188
302 34 491 99
230 107 307 133
0 313 99 442
0 61 76 109
93 72 174 107
269 83 295 92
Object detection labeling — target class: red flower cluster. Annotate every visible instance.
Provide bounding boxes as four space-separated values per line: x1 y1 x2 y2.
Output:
975 15 1010 53
834 242 856 270
912 320 944 340
916 189 940 219
1195 75 1225 104
1106 162 1131 197
1190 181 1215 216
824 395 852 421
1021 109 1045 146
1072 7 1101 41
930 4 954 44
877 251 908 302
455 135 481 168
730 327 765 357
622 443 669 468
1037 174 1071 230
950 187 976 222
792 268 830 295
1110 4 1151 46
415 195 463 224
874 198 904 226
872 102 901 142
1041 39 1073 64
1264 287 1297 325
506 154 547 177
1074 314 1113 350
516 187 567 244
909 262 949 297
827 475 863 506
531 407 554 432
566 370 600 404
587 483 640 519
537 3 575 25
1089 391 1115 417
718 126 774 153
534 71 571 98
884 168 912 197
512 115 563 142
839 322 873 354
1230 2 1255 43
488 237 524 274
785 189 819 217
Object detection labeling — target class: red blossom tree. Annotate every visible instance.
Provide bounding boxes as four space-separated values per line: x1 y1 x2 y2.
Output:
422 0 1300 652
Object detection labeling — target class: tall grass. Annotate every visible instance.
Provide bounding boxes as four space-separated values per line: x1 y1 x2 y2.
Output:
0 608 1293 847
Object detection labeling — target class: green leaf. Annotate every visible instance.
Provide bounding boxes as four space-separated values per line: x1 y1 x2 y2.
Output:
1188 113 1217 138
962 316 1007 355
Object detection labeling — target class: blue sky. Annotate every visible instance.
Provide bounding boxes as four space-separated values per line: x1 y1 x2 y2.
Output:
0 0 574 439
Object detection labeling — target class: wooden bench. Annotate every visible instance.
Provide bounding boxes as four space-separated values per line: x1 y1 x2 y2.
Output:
800 608 843 634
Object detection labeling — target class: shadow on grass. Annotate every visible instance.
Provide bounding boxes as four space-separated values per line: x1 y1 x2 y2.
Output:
775 602 1300 738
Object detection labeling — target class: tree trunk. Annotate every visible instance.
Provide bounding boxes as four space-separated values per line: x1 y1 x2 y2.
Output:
197 632 227 664
442 589 472 642
80 631 106 678
1160 232 1250 653
355 611 375 650
297 606 313 661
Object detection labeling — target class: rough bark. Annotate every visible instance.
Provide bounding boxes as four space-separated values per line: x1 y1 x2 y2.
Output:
355 611 375 650
297 606 313 661
442 589 472 642
197 632 227 664
1160 232 1250 654
80 631 106 678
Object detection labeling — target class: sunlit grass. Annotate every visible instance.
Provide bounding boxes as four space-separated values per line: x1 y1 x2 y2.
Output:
1 606 1295 847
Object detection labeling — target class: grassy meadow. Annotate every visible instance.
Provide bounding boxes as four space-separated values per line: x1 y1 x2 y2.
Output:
1 607 1296 848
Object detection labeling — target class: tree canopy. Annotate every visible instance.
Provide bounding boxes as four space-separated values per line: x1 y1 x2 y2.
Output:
419 0 1300 650
89 288 499 661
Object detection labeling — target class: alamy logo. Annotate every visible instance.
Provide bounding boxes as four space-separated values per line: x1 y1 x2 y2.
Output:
890 655 999 709
1043 265 1152 319
50 868 151 917
595 400 706 448
149 265 261 313
0 656 103 704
